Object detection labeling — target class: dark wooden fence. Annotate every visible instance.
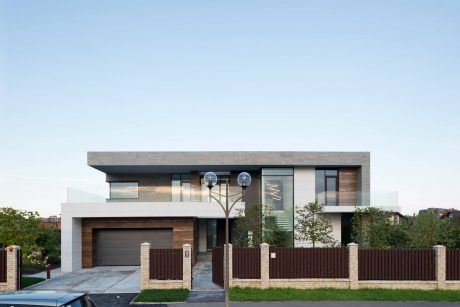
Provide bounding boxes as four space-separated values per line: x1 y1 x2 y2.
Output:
149 249 182 280
233 247 261 279
269 247 349 279
212 247 224 287
447 249 460 280
359 249 435 280
0 249 6 283
16 249 22 290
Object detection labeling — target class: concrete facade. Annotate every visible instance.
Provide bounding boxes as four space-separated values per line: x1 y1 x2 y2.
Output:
0 246 20 292
62 151 389 272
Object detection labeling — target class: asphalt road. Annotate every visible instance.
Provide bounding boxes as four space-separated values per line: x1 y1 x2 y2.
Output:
88 294 460 307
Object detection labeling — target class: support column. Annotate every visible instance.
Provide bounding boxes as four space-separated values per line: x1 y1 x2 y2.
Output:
223 244 233 287
182 244 192 290
434 245 446 290
260 243 269 289
140 242 150 290
348 243 358 289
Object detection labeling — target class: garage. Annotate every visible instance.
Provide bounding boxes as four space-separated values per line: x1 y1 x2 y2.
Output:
95 229 173 266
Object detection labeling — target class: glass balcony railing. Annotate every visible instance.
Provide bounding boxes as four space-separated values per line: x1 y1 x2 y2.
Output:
66 185 246 203
315 191 398 207
66 186 398 208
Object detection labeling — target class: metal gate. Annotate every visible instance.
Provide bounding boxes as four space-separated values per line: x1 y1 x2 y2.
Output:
212 247 223 287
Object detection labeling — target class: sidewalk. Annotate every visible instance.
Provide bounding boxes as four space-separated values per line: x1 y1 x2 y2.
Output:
23 267 66 279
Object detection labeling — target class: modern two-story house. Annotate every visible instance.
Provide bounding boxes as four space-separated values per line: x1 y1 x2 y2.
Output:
61 151 399 272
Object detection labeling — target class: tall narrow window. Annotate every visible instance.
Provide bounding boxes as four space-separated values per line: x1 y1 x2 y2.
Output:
261 168 294 243
315 169 338 206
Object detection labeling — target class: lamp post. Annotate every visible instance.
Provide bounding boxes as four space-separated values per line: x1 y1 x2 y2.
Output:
204 171 251 307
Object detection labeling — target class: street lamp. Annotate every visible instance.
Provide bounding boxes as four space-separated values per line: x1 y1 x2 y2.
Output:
204 171 251 307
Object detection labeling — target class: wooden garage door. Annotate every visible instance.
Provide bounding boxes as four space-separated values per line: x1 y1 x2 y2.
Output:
96 229 172 266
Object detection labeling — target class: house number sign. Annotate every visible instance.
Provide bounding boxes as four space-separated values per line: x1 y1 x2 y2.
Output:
271 252 276 259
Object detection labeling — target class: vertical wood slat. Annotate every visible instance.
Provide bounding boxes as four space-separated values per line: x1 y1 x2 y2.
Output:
269 247 349 279
233 247 261 279
0 249 6 283
212 247 224 287
16 249 22 290
149 249 182 280
358 249 436 280
447 250 460 280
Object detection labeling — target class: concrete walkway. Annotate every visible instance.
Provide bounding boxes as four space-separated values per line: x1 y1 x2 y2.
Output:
25 266 140 293
192 261 222 291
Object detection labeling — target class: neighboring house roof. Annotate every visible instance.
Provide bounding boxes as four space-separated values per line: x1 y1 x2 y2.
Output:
440 209 460 219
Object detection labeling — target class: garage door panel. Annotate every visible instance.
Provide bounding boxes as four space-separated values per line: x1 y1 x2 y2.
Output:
96 229 172 266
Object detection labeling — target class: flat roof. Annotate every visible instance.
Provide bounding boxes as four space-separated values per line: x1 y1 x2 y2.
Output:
88 151 370 174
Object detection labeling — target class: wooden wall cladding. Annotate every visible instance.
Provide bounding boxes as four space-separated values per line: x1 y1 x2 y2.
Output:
338 168 359 206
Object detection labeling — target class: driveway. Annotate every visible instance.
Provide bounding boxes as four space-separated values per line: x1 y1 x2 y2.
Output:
25 266 140 293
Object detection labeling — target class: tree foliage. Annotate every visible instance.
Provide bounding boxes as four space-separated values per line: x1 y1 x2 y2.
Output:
234 204 292 247
0 207 41 254
351 207 459 249
351 207 391 248
294 202 337 247
0 207 61 267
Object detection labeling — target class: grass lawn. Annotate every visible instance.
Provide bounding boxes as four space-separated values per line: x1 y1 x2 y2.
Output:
21 277 46 289
229 287 460 302
134 289 190 302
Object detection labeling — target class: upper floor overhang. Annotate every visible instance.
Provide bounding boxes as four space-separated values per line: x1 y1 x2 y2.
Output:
87 151 370 174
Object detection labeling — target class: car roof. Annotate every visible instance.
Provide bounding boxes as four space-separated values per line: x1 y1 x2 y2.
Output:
0 291 86 306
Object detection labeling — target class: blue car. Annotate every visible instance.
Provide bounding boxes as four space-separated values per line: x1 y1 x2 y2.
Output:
0 291 97 307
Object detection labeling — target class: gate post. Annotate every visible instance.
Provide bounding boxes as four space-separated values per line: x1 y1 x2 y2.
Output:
224 244 233 287
182 244 192 290
0 246 21 291
434 245 446 290
140 242 151 290
260 243 269 289
348 243 358 289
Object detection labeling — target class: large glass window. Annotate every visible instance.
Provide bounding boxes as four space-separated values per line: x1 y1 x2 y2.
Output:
261 168 294 236
110 182 138 199
315 169 338 206
171 174 191 201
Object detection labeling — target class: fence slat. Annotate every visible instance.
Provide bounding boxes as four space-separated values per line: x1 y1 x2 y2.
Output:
447 250 460 280
212 247 224 287
269 247 348 279
0 249 6 283
233 247 261 279
358 249 435 280
149 249 182 280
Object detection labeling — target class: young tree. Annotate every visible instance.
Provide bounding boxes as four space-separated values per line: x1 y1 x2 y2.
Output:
351 207 391 248
295 201 337 247
234 204 291 247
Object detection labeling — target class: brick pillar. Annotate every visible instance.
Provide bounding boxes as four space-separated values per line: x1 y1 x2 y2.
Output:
182 244 192 290
260 243 269 289
223 244 233 287
348 243 358 289
434 245 446 290
140 242 150 290
0 246 21 291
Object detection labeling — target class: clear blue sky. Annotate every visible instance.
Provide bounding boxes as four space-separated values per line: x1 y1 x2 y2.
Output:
1 0 459 216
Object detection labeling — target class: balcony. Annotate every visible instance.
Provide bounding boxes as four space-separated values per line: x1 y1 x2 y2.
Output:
64 187 245 219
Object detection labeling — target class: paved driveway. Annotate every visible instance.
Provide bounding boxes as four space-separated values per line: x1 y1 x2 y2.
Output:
26 266 140 293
